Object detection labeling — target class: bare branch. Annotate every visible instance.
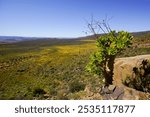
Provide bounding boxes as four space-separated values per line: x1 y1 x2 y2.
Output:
85 16 113 39
96 21 106 34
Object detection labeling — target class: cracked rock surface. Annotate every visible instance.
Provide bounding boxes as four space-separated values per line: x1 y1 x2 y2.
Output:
100 85 124 100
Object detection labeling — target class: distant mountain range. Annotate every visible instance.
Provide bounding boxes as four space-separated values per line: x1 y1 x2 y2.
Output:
0 36 49 43
131 31 150 36
0 36 75 43
0 31 150 43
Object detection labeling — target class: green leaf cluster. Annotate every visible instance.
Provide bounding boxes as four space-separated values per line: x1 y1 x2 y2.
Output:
96 31 133 56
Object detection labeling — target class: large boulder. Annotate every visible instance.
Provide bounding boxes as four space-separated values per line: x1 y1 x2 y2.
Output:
112 54 150 99
114 54 150 85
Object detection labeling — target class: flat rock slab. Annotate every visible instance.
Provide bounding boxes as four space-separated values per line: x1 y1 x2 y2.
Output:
100 85 124 100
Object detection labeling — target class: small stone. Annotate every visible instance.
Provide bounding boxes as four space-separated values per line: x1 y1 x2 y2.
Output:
108 85 116 91
43 94 49 98
112 87 124 100
100 87 111 94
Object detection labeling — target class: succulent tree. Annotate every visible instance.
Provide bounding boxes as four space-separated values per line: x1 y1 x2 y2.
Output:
86 19 133 86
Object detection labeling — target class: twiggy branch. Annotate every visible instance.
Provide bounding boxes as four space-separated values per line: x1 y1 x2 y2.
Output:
86 16 113 39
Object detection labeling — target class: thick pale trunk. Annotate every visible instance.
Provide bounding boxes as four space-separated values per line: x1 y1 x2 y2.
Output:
104 70 113 86
104 55 115 86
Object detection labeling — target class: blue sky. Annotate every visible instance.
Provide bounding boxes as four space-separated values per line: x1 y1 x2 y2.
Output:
0 0 150 37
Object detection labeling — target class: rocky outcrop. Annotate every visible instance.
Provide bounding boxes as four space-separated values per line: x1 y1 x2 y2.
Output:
100 85 124 100
111 54 150 100
114 54 150 85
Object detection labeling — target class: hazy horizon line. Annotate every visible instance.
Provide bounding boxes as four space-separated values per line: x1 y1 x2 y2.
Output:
0 30 150 39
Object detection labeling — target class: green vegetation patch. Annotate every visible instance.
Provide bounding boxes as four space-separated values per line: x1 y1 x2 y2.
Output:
0 34 150 99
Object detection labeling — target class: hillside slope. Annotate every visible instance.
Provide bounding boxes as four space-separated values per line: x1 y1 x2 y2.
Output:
0 31 150 99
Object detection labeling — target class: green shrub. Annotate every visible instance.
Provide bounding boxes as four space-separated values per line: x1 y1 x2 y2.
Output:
33 87 46 97
49 87 57 96
69 81 85 93
86 31 133 86
124 60 150 92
